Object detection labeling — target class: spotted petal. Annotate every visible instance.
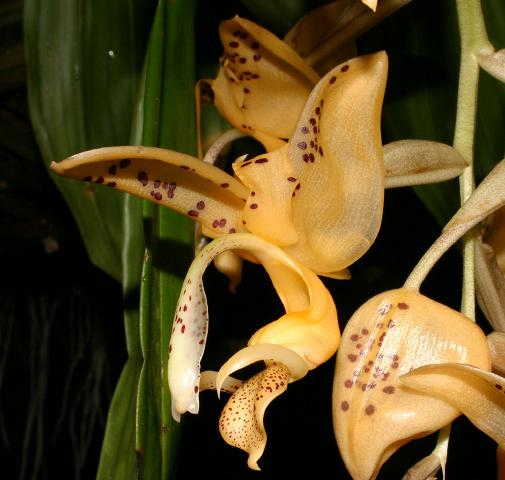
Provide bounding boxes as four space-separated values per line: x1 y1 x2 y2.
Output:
211 16 320 151
332 288 490 480
168 233 339 420
285 52 387 274
401 363 505 449
50 146 249 238
219 363 290 470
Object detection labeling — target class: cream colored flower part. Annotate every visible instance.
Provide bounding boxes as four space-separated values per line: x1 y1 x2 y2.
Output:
219 363 289 470
333 288 490 480
168 233 338 421
50 53 387 278
210 16 319 151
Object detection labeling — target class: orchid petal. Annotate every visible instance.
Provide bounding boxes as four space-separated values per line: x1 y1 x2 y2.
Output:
168 233 339 419
484 205 505 273
285 52 387 274
211 16 319 150
478 48 505 84
216 344 308 396
476 238 505 332
50 146 249 238
218 363 290 470
362 0 378 11
333 288 490 480
487 332 505 376
383 140 467 189
199 370 243 394
233 146 298 246
401 363 505 449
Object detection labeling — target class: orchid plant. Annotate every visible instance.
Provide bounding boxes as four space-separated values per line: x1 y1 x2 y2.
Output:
33 0 505 478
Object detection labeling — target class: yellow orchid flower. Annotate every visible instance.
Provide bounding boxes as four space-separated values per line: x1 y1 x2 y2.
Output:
168 232 339 469
333 157 505 480
51 52 388 278
201 1 411 152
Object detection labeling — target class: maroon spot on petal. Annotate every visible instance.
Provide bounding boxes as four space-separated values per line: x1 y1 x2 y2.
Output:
180 165 190 170
108 165 117 175
188 210 199 217
309 153 315 162
95 176 104 184
315 107 321 115
255 157 268 164
365 405 375 416
350 334 359 341
361 328 369 335
287 177 297 182
341 401 349 411
228 228 236 233
239 57 246 64
119 158 131 169
297 141 307 150
383 386 395 394
243 87 250 94
220 182 229 188
229 41 239 48
309 118 316 125
398 302 409 310
240 161 252 168
218 218 227 227
301 126 309 134
194 385 199 393
388 319 395 329
138 171 148 186
107 182 116 187
303 154 309 163
199 339 205 345
83 176 92 182
251 191 256 197
356 344 362 349
253 54 261 61
153 191 161 200
312 126 318 134
296 183 301 190
181 324 186 334
197 200 205 210
240 32 248 39
232 30 241 37
251 41 260 49
341 64 350 72
329 76 337 84
252 73 259 79
344 380 353 388
250 203 258 209
212 220 219 228
319 146 324 156
347 354 357 362
391 362 399 369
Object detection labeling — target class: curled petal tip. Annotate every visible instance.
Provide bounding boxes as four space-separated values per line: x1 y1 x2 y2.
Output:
216 343 308 396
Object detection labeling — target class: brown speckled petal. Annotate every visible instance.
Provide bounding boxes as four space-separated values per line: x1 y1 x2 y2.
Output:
333 288 490 480
212 16 319 150
285 52 387 275
50 146 249 238
219 364 289 470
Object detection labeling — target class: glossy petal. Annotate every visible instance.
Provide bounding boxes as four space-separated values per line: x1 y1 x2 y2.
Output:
50 146 249 237
285 52 387 274
218 363 289 470
211 16 319 150
168 233 339 419
401 364 505 448
333 288 490 480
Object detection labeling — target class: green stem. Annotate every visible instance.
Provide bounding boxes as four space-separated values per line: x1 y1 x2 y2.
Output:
454 0 492 319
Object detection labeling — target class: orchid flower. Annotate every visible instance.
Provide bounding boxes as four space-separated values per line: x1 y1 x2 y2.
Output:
168 232 339 469
200 0 412 153
333 157 505 480
51 52 388 278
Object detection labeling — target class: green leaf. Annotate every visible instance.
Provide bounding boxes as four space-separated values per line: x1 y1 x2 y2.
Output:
134 1 197 478
24 0 154 280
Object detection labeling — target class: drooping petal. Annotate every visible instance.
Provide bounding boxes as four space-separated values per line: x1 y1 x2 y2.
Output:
50 146 249 237
400 363 505 449
478 48 505 84
333 288 490 480
383 140 467 189
285 52 387 274
218 363 290 470
211 16 320 151
168 233 339 419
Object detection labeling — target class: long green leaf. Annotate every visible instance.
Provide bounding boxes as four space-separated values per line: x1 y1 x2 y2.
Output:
24 0 154 280
135 1 197 478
